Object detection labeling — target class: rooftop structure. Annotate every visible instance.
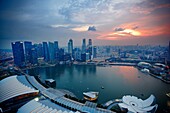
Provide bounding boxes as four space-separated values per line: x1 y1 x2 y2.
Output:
0 75 39 104
17 100 79 113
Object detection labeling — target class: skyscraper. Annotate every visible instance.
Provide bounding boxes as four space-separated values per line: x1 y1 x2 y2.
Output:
68 39 73 56
54 41 59 60
34 43 43 58
54 41 59 51
24 41 32 64
88 39 92 47
49 42 55 63
43 42 49 62
30 48 38 65
82 39 86 53
88 39 93 59
93 46 97 58
11 41 25 67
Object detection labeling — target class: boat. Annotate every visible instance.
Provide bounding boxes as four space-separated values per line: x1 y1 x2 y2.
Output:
83 91 99 101
166 93 170 97
101 86 104 89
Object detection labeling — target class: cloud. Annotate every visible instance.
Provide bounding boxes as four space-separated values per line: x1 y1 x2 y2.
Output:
88 26 96 31
71 25 89 32
114 27 125 31
50 24 71 28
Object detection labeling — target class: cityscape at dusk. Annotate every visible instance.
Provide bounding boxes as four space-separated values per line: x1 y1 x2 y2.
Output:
0 0 170 49
0 0 170 113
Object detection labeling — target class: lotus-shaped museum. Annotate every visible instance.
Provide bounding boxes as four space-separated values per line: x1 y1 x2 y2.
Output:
118 95 158 113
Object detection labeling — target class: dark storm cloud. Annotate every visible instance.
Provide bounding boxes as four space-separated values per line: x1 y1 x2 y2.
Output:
88 26 96 31
114 28 125 31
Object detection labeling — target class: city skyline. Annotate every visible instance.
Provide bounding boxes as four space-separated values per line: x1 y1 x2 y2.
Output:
0 0 170 49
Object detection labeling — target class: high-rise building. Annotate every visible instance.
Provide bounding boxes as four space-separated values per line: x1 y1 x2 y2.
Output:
81 53 86 62
68 39 73 55
58 48 64 61
24 41 32 64
93 46 97 58
88 39 92 47
54 41 59 60
74 48 81 61
88 39 93 59
82 39 86 53
43 42 49 62
54 41 59 51
49 42 55 63
34 43 43 58
30 48 38 65
11 41 25 67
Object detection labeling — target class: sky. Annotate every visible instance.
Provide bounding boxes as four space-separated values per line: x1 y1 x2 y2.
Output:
0 0 170 49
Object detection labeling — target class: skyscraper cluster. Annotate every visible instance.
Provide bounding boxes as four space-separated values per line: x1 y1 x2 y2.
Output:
11 39 97 67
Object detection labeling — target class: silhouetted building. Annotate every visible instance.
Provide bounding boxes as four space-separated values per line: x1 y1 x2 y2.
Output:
30 48 38 65
24 41 32 64
49 42 55 63
58 48 64 61
43 42 49 62
64 53 71 61
68 39 73 56
81 53 86 62
74 48 81 61
34 43 43 58
82 39 86 53
54 41 59 50
88 39 93 59
11 41 25 67
54 41 59 61
93 46 97 58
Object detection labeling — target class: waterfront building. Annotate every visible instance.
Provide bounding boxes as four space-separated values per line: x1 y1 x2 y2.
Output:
86 53 90 61
118 95 158 112
30 48 38 65
49 42 55 63
88 39 93 60
81 53 86 62
58 48 64 61
74 48 82 61
34 43 44 58
24 41 32 64
93 46 97 58
64 53 71 61
11 41 25 67
54 41 59 60
82 39 86 53
42 42 50 62
54 41 59 51
68 39 73 56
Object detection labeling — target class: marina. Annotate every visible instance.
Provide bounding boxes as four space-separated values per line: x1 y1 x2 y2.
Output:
28 65 170 111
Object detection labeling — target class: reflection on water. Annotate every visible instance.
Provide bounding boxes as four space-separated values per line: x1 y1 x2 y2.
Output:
28 65 170 110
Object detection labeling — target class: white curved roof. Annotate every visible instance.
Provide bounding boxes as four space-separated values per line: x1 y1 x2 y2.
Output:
17 100 78 113
118 95 158 113
0 75 39 103
138 62 151 66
